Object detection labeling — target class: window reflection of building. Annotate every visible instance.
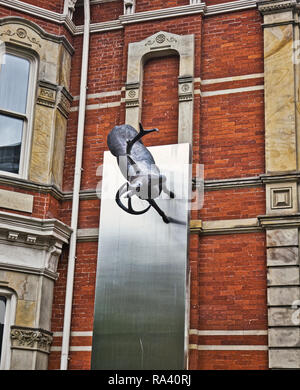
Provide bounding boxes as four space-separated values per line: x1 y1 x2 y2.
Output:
0 143 21 174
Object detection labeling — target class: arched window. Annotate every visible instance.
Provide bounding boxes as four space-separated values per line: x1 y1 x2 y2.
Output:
0 48 37 178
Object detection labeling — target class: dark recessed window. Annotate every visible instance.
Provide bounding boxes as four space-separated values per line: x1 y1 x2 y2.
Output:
0 296 6 365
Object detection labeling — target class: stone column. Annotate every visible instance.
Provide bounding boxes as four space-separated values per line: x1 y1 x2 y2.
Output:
258 0 300 369
267 227 300 368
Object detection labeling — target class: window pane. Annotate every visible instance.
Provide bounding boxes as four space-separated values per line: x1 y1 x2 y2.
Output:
0 54 30 113
0 114 23 174
0 296 6 363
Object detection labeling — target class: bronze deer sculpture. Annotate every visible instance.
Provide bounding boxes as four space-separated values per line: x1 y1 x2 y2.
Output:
107 123 175 223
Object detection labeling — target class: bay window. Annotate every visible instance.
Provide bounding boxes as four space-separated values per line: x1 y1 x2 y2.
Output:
0 49 37 178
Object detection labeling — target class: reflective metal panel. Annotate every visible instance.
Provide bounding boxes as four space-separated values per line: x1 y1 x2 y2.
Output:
92 144 191 370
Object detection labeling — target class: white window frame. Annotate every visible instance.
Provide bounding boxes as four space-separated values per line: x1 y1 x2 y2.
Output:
0 287 17 370
0 45 38 179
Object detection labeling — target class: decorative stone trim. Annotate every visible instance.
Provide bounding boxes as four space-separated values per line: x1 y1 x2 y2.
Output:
37 81 57 108
258 214 300 229
124 0 135 15
75 19 123 35
0 16 74 55
10 326 53 354
37 80 74 117
0 0 76 35
0 262 58 280
0 26 41 47
125 82 140 108
178 76 194 102
0 213 69 279
260 172 300 184
204 176 262 190
266 182 298 215
7 232 19 241
57 86 73 119
0 211 72 245
257 0 298 15
271 187 293 210
77 218 263 240
265 227 300 368
77 228 100 242
126 30 194 145
201 218 261 235
77 0 119 4
63 0 78 19
120 3 206 24
206 0 257 15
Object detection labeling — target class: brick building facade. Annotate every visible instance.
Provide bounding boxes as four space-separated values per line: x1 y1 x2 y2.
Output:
0 0 298 370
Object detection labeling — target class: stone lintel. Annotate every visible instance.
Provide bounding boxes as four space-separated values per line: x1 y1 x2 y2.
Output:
0 189 33 214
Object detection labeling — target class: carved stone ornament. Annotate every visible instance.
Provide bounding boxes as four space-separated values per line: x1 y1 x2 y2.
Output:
7 231 19 241
124 0 135 15
145 33 178 48
0 27 41 47
178 76 193 102
125 82 140 108
37 86 57 108
57 86 73 119
66 0 78 19
11 326 53 354
257 0 298 14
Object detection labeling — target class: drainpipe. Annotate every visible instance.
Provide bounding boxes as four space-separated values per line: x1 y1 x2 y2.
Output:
60 0 90 370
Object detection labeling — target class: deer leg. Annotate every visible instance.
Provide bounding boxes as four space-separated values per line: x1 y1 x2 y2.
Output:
160 174 175 198
115 183 151 215
147 199 170 224
162 183 175 199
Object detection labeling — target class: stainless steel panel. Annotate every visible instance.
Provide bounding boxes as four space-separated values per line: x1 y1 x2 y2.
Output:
91 143 191 370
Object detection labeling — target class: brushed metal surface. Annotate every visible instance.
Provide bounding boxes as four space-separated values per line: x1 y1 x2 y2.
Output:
91 144 191 370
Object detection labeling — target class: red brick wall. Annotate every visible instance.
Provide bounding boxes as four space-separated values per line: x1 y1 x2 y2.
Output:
0 5 73 43
19 0 64 13
202 10 263 79
191 350 268 370
188 232 267 369
0 0 268 371
91 1 123 23
199 187 265 221
136 0 189 13
200 89 265 180
141 55 179 146
54 5 267 370
206 0 246 5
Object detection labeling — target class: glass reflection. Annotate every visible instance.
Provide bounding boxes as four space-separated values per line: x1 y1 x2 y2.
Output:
0 54 30 113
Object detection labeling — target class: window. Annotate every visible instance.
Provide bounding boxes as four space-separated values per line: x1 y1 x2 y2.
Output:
0 49 37 178
0 288 16 370
0 296 6 365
